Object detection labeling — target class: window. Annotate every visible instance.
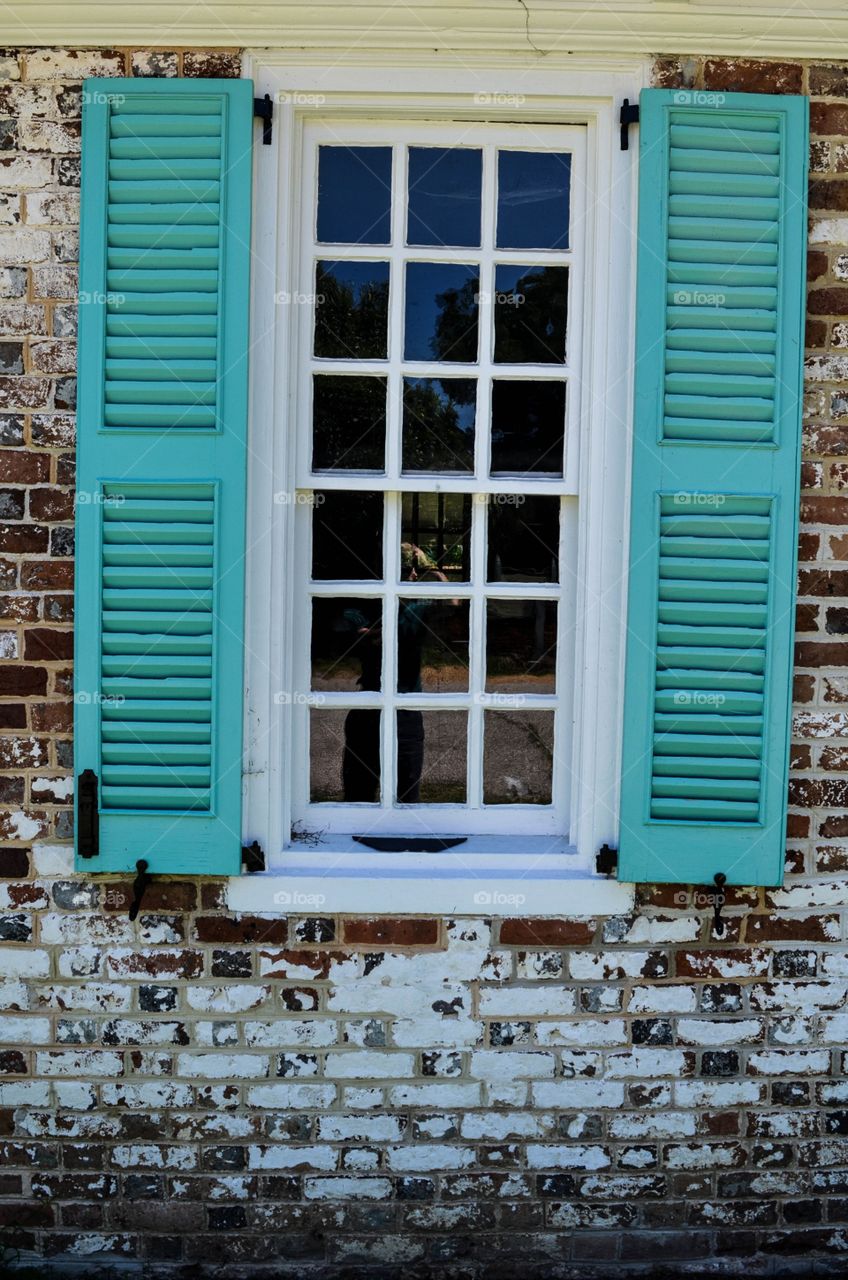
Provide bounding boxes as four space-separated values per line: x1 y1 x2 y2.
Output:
244 65 638 878
290 122 585 838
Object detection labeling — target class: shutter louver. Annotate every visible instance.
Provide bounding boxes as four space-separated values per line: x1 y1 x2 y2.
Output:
618 90 808 887
75 79 253 874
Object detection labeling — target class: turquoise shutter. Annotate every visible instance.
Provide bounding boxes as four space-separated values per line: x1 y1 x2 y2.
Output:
618 89 808 886
74 78 253 874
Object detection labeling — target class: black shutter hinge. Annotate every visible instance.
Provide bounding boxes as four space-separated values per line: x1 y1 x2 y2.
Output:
128 859 153 922
242 840 266 873
620 98 640 151
77 769 99 858
596 843 618 876
254 93 273 145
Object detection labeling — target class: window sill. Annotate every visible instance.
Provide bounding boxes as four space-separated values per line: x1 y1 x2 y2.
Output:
227 837 635 916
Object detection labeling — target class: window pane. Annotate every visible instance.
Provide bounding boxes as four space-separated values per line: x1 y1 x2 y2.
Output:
402 377 475 473
497 150 571 250
487 495 559 583
312 491 383 581
486 600 557 694
401 491 472 583
311 597 382 692
317 146 392 245
407 146 482 248
311 707 381 803
490 380 565 477
398 598 470 693
493 264 568 365
483 710 554 804
404 263 479 363
397 710 467 803
312 375 386 472
314 261 390 359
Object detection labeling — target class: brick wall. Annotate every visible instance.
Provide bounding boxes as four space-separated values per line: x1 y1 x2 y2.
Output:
1 46 848 1278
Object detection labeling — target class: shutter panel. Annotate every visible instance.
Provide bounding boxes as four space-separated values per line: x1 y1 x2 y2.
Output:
74 78 253 874
618 89 808 886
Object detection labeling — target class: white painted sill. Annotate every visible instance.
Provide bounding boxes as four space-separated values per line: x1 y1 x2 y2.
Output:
227 837 635 916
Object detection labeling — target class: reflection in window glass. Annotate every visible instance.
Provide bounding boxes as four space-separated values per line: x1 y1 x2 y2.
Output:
402 377 476 473
317 146 392 245
404 263 479 363
486 600 557 693
497 150 571 250
407 147 482 248
401 492 472 583
493 264 568 365
483 710 554 804
397 710 467 804
311 597 382 692
311 707 381 803
312 375 387 472
397 599 469 693
490 380 566 476
487 495 560 582
312 491 383 581
314 261 390 359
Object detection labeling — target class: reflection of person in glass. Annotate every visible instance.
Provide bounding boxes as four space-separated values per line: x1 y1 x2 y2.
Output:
341 545 450 803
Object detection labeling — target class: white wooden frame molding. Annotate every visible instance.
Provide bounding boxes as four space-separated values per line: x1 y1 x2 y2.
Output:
234 54 644 916
10 3 848 60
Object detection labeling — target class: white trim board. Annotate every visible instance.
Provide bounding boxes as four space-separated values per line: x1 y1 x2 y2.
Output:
9 5 848 58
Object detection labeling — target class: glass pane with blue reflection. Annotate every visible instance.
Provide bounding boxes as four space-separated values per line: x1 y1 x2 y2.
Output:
317 146 392 245
493 264 568 365
404 263 479 363
402 377 476 472
496 150 571 251
314 261 390 360
407 147 482 248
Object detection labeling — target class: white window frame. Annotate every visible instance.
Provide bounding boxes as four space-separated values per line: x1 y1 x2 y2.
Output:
236 53 648 916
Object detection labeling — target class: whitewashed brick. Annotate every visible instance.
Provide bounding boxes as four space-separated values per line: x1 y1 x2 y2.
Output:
304 1176 392 1200
469 1050 555 1082
324 1051 415 1079
460 1111 556 1140
0 948 49 978
247 1145 337 1171
389 1082 481 1108
244 1019 337 1048
609 1112 697 1140
478 987 576 1017
185 984 271 1012
627 986 697 1014
102 1083 194 1109
246 1083 336 1109
674 1080 768 1107
111 1145 195 1170
0 1015 50 1043
327 984 466 1016
25 50 125 80
748 1050 831 1075
535 1019 627 1047
0 227 50 264
526 1144 610 1170
32 843 74 877
35 1050 122 1077
317 1114 405 1142
53 1083 98 1110
532 1080 625 1108
391 1017 481 1049
0 1081 49 1106
605 1049 689 1078
676 1019 763 1046
176 1054 269 1080
386 1144 475 1172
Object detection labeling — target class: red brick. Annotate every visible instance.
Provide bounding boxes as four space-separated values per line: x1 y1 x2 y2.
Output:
101 881 198 913
746 914 840 943
810 64 848 96
790 744 812 771
498 919 595 946
183 51 241 78
806 317 828 347
811 101 848 136
801 497 848 526
795 641 848 667
0 524 48 553
0 666 47 696
24 628 72 661
342 917 440 946
0 377 51 410
28 488 74 522
808 286 848 313
200 882 227 910
790 778 848 807
794 674 815 704
797 532 820 562
193 916 288 945
0 450 49 484
29 701 72 731
0 848 28 877
0 595 39 622
807 250 829 282
798 568 848 596
20 560 73 591
796 603 819 632
0 705 25 728
702 59 802 94
786 813 811 839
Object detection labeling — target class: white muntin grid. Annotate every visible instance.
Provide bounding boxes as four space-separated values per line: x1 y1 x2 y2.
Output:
290 118 586 836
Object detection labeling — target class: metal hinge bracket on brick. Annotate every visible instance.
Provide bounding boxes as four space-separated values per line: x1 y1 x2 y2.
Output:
620 98 640 150
254 93 273 145
77 768 99 858
595 843 618 876
128 859 152 921
242 840 266 873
